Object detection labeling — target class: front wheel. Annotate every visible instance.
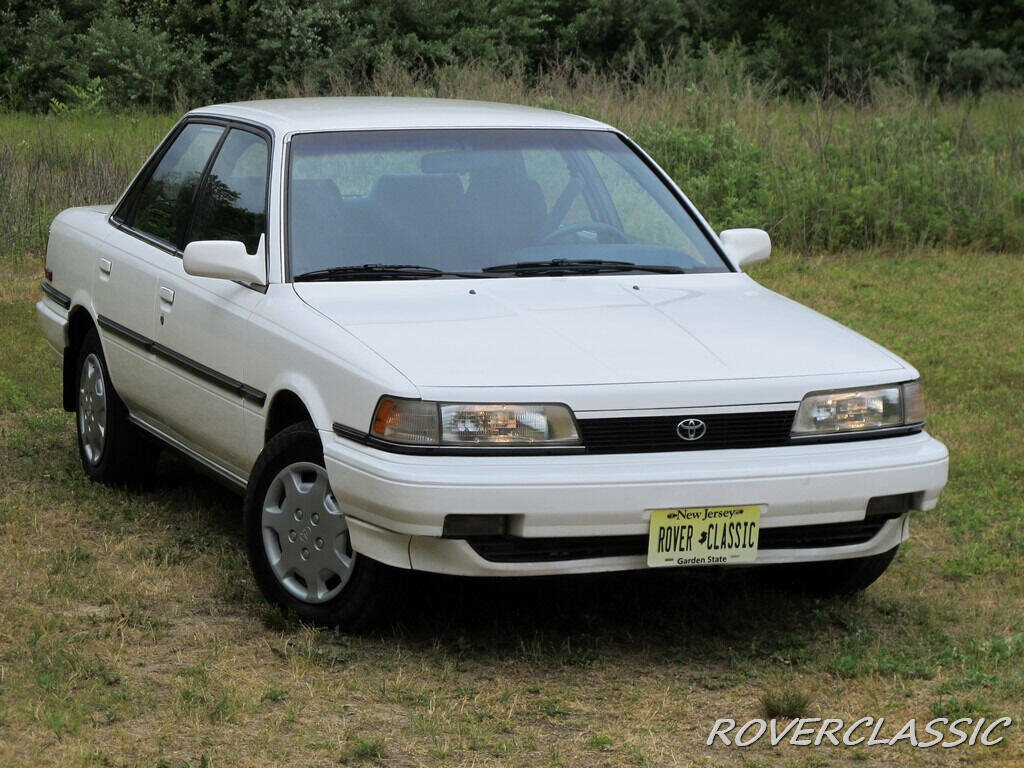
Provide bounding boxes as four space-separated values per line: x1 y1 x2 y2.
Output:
761 546 899 596
243 423 385 628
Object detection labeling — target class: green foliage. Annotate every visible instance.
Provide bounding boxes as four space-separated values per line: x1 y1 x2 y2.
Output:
950 0 1024 76
0 112 174 259
49 77 105 117
557 0 699 68
633 121 768 231
760 687 811 718
2 78 1023 260
342 735 386 763
947 45 1018 92
81 11 177 109
0 1 1021 111
3 7 88 112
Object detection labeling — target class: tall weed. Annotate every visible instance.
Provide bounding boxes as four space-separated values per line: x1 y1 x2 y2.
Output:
2 63 1021 263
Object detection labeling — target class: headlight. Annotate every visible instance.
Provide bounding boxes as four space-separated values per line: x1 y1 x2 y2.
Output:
792 381 925 436
371 397 580 447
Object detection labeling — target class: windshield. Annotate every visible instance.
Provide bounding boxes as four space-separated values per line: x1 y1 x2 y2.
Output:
286 129 730 278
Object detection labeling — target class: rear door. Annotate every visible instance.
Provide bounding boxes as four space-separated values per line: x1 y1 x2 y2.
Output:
149 126 272 476
99 121 225 421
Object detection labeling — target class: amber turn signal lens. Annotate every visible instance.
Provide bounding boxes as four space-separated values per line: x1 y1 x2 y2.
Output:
370 397 440 445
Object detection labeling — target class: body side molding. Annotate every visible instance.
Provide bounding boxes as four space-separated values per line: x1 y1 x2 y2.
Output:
97 314 267 406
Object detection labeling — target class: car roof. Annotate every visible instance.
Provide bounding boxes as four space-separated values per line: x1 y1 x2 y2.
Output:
188 97 613 135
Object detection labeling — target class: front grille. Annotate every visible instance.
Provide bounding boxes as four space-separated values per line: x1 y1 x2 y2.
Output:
467 513 900 563
577 410 796 454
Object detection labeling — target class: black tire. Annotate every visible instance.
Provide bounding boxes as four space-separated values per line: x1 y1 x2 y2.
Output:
243 422 386 629
760 546 899 596
75 327 160 484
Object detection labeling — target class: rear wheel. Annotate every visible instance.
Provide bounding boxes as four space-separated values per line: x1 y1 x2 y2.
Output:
244 423 385 629
762 546 899 596
75 328 159 483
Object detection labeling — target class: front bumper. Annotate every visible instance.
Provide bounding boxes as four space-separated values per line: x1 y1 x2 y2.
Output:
322 429 948 576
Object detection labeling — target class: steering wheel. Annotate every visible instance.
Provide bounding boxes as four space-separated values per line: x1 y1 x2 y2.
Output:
541 221 629 246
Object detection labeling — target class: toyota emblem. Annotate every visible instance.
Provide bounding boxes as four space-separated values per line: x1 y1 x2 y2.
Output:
676 418 707 441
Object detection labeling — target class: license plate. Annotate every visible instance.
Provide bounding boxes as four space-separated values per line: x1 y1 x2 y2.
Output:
647 505 761 567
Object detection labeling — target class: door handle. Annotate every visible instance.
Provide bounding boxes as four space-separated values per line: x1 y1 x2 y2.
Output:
99 258 112 275
159 286 175 304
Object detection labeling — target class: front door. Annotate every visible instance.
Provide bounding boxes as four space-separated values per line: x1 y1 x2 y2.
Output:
150 127 271 476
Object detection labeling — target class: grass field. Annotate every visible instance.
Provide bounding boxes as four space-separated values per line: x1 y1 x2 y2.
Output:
3 77 1024 263
1 86 1022 764
1 247 1021 767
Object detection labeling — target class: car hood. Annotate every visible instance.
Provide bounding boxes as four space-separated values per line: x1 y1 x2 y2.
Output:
293 273 907 388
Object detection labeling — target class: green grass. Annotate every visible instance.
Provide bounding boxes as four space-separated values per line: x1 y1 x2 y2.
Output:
0 87 1022 766
0 112 174 261
342 736 387 764
2 76 1024 262
1 248 1021 766
760 688 811 719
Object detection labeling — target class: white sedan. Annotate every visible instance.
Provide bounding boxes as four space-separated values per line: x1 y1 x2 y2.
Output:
37 98 948 627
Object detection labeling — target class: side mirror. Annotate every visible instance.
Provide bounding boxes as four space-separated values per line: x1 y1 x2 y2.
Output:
183 236 267 285
720 228 771 270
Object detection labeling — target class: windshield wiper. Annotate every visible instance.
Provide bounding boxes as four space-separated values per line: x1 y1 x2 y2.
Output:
294 264 449 282
482 258 687 275
295 259 689 281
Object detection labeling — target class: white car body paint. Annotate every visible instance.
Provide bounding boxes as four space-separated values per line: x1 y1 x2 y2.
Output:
36 97 948 576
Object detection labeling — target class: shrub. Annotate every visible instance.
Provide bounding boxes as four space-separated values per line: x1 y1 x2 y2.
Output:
947 46 1018 93
2 72 1022 262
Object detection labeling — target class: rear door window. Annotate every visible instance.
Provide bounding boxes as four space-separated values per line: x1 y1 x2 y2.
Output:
129 123 224 247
